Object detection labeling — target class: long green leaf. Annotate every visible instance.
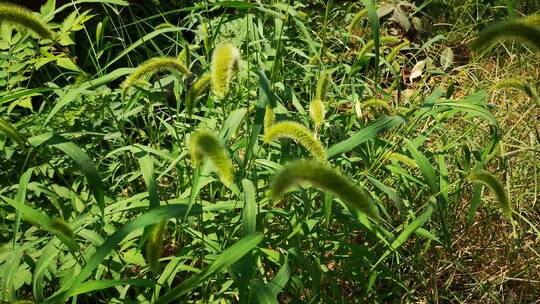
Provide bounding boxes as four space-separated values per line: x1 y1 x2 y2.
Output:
327 116 405 158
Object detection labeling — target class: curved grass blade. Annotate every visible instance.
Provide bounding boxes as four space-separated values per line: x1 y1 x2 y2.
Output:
360 0 380 83
374 206 434 268
33 239 60 302
28 134 105 217
404 139 438 195
135 149 160 209
154 233 263 304
13 168 33 247
44 68 133 125
67 279 152 297
267 259 290 297
242 179 257 235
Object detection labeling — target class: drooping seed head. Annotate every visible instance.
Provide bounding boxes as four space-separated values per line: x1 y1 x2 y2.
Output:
189 130 234 186
348 8 368 34
471 21 540 51
263 121 327 162
270 160 380 220
145 220 167 273
315 70 332 101
358 36 402 59
264 104 275 132
186 72 212 117
467 170 512 220
0 2 53 39
492 79 540 105
386 39 410 63
122 57 190 98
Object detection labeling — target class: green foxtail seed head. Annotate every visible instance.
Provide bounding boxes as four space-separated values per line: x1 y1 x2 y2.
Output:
122 57 190 98
211 43 240 99
523 14 540 26
467 170 512 220
50 217 74 238
492 79 540 106
358 36 402 59
361 98 388 110
386 39 410 63
264 104 275 132
315 70 332 101
189 130 234 186
471 20 540 51
186 72 211 117
309 99 326 129
387 152 417 168
348 8 368 34
269 160 380 220
263 121 327 162
0 2 53 39
354 99 363 119
145 220 167 273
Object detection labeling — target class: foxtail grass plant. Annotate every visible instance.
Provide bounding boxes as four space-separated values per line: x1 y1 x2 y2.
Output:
492 79 540 106
472 20 540 50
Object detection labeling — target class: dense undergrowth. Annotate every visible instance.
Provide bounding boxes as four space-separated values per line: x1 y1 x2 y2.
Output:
0 0 538 303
